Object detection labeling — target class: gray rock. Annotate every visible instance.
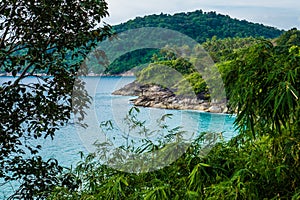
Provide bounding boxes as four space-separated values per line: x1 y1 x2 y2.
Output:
112 82 228 113
208 106 222 113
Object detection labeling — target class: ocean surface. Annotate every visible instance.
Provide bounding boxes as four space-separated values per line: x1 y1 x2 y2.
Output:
0 76 236 198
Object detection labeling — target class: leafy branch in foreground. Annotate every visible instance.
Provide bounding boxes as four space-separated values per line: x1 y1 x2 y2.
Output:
0 0 111 199
48 107 222 199
219 32 300 139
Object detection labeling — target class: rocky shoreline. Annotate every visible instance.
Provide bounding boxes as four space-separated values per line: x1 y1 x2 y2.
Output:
112 81 228 113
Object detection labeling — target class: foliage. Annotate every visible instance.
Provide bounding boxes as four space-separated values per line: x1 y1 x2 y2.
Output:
202 36 260 62
219 31 300 138
104 49 160 75
157 58 196 76
0 0 111 199
113 10 283 43
175 72 208 98
135 57 208 99
48 30 300 200
275 28 300 46
49 123 300 199
101 10 283 75
136 62 184 89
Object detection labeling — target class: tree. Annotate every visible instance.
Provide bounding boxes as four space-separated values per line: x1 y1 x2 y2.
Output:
215 32 300 198
0 0 111 199
219 38 300 139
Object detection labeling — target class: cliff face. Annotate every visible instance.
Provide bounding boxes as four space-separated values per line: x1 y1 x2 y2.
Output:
112 81 228 113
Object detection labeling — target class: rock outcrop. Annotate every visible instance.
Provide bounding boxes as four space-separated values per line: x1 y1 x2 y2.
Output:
112 81 228 113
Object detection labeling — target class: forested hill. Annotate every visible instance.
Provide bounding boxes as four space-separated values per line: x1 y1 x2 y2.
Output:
98 10 283 74
112 10 283 42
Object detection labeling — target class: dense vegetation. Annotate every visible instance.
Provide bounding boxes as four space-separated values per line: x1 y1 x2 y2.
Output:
113 10 282 43
133 37 261 100
48 30 300 199
102 49 158 75
93 10 284 75
202 36 260 62
135 52 209 99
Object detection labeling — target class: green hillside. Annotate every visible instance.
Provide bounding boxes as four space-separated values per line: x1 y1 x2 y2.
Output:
113 10 283 43
102 10 283 74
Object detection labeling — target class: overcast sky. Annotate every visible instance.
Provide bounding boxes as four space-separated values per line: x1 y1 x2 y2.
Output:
104 0 300 30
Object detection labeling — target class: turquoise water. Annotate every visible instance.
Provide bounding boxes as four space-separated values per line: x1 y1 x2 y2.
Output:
0 76 236 198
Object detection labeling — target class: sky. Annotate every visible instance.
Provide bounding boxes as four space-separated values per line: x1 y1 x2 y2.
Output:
103 0 300 30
